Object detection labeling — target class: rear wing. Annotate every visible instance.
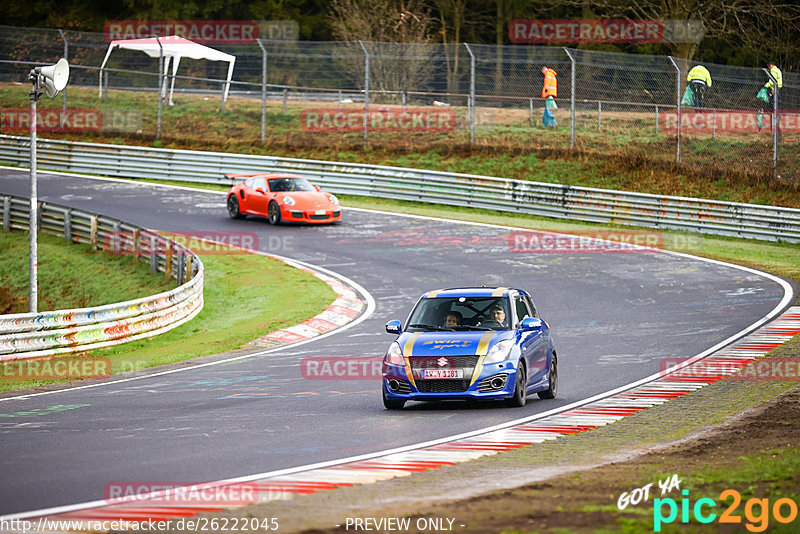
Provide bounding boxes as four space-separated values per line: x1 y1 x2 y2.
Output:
224 172 261 181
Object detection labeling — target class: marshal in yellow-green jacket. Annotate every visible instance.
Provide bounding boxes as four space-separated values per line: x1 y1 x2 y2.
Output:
687 65 712 86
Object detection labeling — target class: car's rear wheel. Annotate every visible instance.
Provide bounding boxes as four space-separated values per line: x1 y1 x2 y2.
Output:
382 383 405 410
227 195 244 219
538 353 558 399
268 201 282 225
505 363 527 407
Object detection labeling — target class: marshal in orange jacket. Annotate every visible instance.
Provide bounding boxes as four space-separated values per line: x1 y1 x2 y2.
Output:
541 67 557 98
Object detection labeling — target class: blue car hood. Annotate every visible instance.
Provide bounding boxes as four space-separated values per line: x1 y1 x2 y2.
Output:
395 330 512 356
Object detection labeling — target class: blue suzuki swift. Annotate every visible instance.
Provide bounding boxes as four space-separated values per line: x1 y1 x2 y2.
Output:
382 287 558 409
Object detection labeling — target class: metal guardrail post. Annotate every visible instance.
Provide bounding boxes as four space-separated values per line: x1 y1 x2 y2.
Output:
150 235 158 273
563 48 576 150
359 40 370 144
2 196 9 231
156 37 163 141
668 56 681 163
58 29 68 126
464 43 475 148
64 208 71 241
256 39 267 144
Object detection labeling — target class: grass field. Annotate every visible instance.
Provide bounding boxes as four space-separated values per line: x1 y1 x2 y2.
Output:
0 229 336 391
1 83 798 207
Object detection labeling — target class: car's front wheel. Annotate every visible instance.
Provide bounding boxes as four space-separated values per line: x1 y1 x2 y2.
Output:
268 201 282 225
538 353 558 399
382 384 405 410
227 195 244 219
505 363 527 407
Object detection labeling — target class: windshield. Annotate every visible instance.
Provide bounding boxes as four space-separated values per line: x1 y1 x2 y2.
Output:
268 177 315 192
406 296 510 331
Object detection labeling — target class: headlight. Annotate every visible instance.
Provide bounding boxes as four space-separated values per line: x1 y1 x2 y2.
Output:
384 342 405 366
328 194 339 205
484 339 513 364
282 196 296 206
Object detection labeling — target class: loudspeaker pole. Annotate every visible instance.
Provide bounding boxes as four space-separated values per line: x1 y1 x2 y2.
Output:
28 73 40 313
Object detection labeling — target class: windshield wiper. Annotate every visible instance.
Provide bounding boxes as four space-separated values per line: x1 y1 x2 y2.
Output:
452 325 484 331
408 323 452 331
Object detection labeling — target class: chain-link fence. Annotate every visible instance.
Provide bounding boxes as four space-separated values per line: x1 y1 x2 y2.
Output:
0 24 797 184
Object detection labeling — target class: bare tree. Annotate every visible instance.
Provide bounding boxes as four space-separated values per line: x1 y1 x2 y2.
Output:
565 0 800 68
328 0 437 98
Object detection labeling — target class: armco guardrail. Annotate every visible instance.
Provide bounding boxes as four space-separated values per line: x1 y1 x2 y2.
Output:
1 135 799 242
0 194 204 360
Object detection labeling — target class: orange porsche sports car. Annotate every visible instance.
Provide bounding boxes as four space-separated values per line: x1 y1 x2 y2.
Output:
225 173 341 225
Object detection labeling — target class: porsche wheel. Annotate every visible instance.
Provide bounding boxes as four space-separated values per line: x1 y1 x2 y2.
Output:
268 201 282 225
505 363 527 407
227 195 244 219
382 384 405 410
538 353 558 399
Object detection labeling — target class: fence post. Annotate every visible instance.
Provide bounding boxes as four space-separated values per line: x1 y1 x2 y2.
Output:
103 71 108 101
598 101 602 130
763 67 779 180
358 40 370 144
282 88 288 114
563 48 576 150
529 98 533 127
156 37 163 141
58 29 68 126
655 104 659 135
256 39 267 144
668 56 681 163
464 43 475 148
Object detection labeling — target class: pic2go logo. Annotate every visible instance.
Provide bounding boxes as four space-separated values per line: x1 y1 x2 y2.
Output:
654 489 799 532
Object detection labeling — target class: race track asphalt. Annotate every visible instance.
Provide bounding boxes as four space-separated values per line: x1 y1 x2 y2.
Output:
0 168 791 515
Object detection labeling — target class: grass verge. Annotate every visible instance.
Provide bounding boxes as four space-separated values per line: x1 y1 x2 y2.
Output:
1 83 798 206
0 230 336 392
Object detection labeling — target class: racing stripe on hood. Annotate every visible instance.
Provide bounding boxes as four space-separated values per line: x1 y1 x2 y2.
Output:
469 331 495 386
402 332 421 388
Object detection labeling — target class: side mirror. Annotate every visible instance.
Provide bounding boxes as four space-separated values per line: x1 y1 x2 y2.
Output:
521 317 543 330
256 188 266 194
314 185 322 192
386 320 402 334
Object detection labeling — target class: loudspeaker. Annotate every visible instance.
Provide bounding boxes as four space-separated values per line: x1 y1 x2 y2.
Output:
37 58 69 98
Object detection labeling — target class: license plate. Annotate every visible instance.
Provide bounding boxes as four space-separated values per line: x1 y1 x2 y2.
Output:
420 369 463 379
315 210 326 215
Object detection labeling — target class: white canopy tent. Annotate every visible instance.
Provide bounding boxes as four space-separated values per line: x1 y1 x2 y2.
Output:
99 35 236 107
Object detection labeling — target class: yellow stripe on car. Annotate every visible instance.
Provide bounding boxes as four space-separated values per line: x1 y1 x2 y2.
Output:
402 332 421 388
469 331 495 386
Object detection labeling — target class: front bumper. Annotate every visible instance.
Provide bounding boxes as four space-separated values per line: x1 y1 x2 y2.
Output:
281 206 341 224
382 360 519 401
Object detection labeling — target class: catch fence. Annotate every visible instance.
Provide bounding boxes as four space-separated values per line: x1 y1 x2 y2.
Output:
0 24 797 182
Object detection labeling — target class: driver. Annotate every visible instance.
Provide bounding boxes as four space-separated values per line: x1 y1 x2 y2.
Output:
480 304 506 328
